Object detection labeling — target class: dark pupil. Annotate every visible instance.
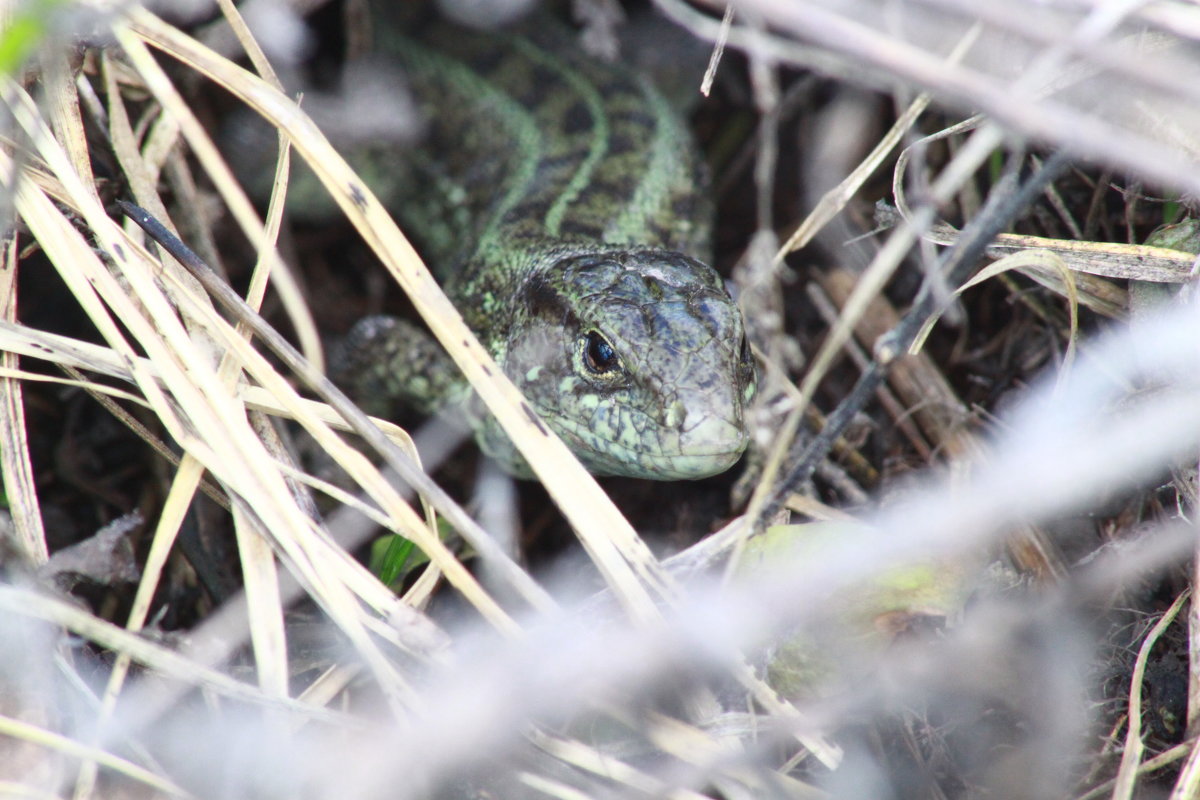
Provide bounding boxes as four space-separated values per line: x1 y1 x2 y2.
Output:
584 331 617 374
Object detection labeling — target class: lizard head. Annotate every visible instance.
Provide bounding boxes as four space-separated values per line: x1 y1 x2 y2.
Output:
493 247 756 480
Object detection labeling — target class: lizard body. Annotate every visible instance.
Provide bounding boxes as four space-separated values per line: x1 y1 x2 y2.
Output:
339 7 755 479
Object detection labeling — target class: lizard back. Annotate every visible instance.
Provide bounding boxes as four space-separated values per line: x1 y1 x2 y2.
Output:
370 8 712 273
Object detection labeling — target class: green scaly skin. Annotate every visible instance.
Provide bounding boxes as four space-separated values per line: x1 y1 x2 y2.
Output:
338 8 756 480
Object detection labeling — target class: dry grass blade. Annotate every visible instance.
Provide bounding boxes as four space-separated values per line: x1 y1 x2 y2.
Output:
233 502 289 697
199 0 298 708
0 366 145 406
1112 590 1190 800
0 318 420 453
1077 741 1195 800
880 203 1132 316
527 729 715 799
920 221 1200 283
773 20 982 263
0 586 341 718
1170 733 1200 798
0 233 45 564
911 249 1081 384
0 714 188 797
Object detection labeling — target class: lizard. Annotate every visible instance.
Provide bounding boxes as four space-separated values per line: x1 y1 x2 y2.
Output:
332 4 757 480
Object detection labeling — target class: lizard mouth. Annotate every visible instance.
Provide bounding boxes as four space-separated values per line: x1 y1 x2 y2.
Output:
547 412 749 480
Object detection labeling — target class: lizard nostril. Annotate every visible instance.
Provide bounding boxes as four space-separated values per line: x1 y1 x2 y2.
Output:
662 399 687 429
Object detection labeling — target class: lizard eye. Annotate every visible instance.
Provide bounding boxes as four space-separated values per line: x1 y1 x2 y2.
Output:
581 330 620 376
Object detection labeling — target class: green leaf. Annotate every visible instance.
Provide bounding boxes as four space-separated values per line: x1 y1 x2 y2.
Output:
369 534 419 588
0 0 72 77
